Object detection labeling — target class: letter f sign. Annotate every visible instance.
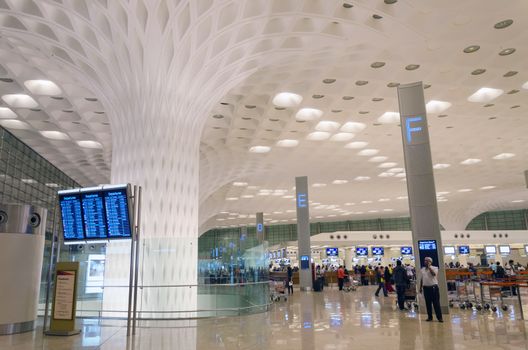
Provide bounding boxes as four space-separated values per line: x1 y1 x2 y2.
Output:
405 116 423 143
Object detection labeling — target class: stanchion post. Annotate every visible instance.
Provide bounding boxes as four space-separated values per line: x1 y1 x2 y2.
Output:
132 186 142 335
126 185 138 336
42 203 59 334
517 286 524 320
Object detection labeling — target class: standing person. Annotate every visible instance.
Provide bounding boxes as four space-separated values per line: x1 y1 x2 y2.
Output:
337 265 345 291
384 264 395 293
375 266 388 297
393 260 409 310
287 265 294 295
360 265 367 286
419 257 443 322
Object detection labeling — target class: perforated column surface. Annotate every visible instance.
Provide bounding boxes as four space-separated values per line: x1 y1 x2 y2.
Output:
102 86 200 318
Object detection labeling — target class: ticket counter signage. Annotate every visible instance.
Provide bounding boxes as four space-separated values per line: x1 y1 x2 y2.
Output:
326 248 338 257
300 255 310 270
444 246 456 256
356 247 368 256
372 247 384 256
458 246 470 255
401 246 413 255
485 245 497 255
499 245 511 255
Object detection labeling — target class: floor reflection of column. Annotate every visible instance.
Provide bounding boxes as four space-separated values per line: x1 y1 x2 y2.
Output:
300 291 316 350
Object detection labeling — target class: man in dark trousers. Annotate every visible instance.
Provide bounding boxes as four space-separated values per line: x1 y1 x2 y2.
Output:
419 257 443 322
393 260 409 310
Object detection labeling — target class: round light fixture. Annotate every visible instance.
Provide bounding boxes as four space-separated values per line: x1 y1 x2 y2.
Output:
494 19 513 29
499 48 515 56
272 92 303 107
463 45 480 53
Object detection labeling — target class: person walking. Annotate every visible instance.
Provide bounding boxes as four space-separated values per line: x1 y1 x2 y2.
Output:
393 260 409 310
419 257 443 322
287 265 294 295
337 265 345 291
375 266 388 297
384 264 395 293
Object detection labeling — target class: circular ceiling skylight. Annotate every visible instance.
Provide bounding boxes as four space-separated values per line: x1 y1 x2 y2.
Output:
296 108 323 121
315 121 341 132
39 130 70 140
272 92 303 107
379 162 398 168
377 112 400 124
426 100 452 114
332 180 348 185
24 80 62 96
460 158 481 165
276 139 299 147
2 94 38 108
369 156 388 162
345 141 368 149
354 176 370 181
433 163 451 169
77 140 103 149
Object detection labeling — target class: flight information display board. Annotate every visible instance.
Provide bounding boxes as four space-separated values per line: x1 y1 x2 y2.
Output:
458 246 470 255
418 240 439 267
372 247 384 256
59 192 84 241
81 190 107 239
401 246 413 255
326 248 338 256
356 247 368 256
103 187 132 238
58 184 133 241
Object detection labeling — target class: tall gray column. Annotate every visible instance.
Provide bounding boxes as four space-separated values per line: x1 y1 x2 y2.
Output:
397 81 449 314
295 176 312 291
256 212 264 243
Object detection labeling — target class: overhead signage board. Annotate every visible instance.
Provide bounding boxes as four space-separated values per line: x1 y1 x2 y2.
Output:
326 248 338 257
458 246 470 255
372 247 384 256
356 247 368 256
418 240 439 267
58 184 133 242
401 246 413 255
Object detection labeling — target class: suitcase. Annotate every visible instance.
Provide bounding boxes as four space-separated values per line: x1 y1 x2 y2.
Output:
313 278 323 292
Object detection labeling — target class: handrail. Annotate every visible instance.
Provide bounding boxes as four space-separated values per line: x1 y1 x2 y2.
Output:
100 281 270 288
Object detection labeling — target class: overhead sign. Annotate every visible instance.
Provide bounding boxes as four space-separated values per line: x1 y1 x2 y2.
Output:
59 184 133 241
458 246 470 255
356 247 368 256
326 247 338 256
401 246 413 255
372 247 384 256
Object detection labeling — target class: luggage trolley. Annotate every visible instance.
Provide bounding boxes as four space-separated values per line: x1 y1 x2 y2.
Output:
269 277 288 302
403 279 419 311
446 270 473 309
479 281 512 312
343 275 360 292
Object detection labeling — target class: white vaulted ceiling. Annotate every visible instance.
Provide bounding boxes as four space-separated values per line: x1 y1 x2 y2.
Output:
0 1 526 233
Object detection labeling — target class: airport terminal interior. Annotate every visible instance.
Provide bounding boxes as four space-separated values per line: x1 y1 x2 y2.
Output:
0 0 528 349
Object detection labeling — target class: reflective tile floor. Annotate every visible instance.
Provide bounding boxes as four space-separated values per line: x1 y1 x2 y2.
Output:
1 286 527 349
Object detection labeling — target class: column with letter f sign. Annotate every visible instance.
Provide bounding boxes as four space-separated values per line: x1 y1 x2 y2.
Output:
397 81 449 314
295 176 312 291
256 212 264 242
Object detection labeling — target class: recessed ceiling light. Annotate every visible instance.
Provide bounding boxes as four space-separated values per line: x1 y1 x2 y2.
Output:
463 45 480 53
457 188 472 192
296 108 323 121
283 195 294 199
433 163 451 169
426 100 452 114
39 130 70 140
387 168 404 173
355 176 370 181
361 200 373 204
494 19 513 29
0 119 30 129
372 98 384 102
499 48 515 56
0 106 16 119
277 139 299 148
492 153 515 160
45 183 60 188
379 198 391 202
460 158 481 165
377 111 400 124
2 94 38 108
480 186 496 190
511 199 525 203
312 183 327 188
312 94 324 99
358 149 379 156
21 178 37 184
340 122 366 133
405 64 420 71
371 62 385 68
369 156 388 162
345 141 368 149
378 172 394 177
372 14 382 19
355 80 368 86
397 196 408 200
467 87 503 103
306 131 331 141
387 82 400 88
315 120 341 132
77 140 103 149
332 180 348 185
226 197 239 201
24 80 62 96
471 68 486 75
503 71 517 77
241 195 254 199
330 133 355 142
379 162 398 168
249 146 271 153
383 208 394 212
233 182 248 187
212 114 224 119
323 78 336 84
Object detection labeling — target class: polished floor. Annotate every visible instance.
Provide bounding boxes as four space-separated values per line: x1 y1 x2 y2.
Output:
1 286 527 349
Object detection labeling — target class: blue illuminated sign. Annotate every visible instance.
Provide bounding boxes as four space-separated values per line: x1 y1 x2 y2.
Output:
405 116 423 143
458 246 470 255
297 193 307 208
257 223 263 232
418 240 437 250
300 255 310 269
372 247 384 256
401 246 413 255
326 248 338 256
356 247 368 256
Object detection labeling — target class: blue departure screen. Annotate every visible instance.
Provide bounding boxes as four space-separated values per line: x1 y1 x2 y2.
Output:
326 248 338 256
59 193 84 240
401 246 413 255
418 240 439 267
458 246 470 255
372 247 384 256
81 191 107 239
103 187 132 238
356 247 368 256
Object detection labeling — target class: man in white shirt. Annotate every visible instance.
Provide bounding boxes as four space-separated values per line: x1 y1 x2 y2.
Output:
419 257 443 322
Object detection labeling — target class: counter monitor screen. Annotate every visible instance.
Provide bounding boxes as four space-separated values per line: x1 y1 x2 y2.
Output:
372 247 384 256
326 248 338 257
401 246 413 255
444 246 456 255
356 247 368 256
59 192 85 240
458 246 470 255
485 245 497 255
499 245 510 255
